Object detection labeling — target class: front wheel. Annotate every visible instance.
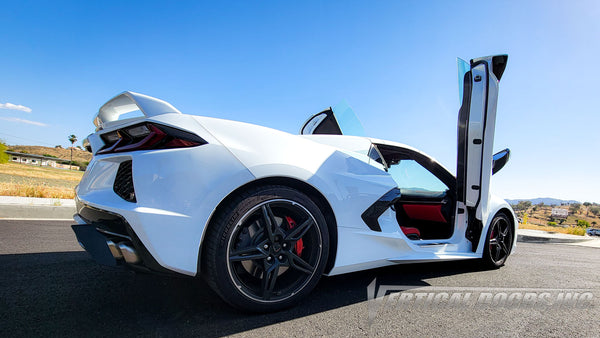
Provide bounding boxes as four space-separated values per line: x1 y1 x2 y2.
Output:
482 212 514 268
203 185 329 312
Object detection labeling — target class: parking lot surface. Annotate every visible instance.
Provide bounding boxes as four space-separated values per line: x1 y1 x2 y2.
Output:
1 219 599 337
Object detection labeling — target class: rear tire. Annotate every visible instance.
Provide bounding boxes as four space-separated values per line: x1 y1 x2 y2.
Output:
203 185 329 312
482 212 514 269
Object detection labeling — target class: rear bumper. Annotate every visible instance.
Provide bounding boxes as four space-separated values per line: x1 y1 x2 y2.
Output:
72 204 174 274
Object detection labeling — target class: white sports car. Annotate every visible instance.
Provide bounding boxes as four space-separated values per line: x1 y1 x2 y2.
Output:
73 54 516 312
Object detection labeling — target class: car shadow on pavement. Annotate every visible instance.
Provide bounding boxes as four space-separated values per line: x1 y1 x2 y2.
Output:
0 251 487 337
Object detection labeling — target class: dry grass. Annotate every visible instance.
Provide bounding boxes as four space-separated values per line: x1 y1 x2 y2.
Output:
518 223 588 236
0 162 83 181
566 227 587 236
0 181 75 199
0 162 82 198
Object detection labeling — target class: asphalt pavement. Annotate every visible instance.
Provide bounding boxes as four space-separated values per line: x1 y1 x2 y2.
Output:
1 219 599 337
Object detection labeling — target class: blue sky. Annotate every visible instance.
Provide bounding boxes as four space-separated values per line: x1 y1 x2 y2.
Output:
1 1 598 203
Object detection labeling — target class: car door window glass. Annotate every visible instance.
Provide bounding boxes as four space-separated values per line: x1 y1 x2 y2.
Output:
388 160 448 192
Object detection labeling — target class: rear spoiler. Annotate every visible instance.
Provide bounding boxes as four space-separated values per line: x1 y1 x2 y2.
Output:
94 91 181 130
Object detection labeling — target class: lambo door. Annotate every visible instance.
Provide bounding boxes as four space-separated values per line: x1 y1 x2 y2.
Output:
300 101 365 136
456 55 508 246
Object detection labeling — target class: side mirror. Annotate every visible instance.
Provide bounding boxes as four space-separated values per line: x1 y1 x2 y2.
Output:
492 148 510 175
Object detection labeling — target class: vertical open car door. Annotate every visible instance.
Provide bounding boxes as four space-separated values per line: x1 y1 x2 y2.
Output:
300 101 365 136
456 55 508 250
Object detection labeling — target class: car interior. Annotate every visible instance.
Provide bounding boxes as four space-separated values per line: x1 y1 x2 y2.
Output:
373 143 457 240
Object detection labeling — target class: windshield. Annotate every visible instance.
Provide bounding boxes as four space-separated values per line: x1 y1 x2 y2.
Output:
331 101 366 136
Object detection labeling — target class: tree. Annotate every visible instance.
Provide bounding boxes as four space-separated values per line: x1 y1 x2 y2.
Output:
569 203 581 215
0 140 8 164
514 201 532 212
68 134 77 170
583 202 592 207
589 206 600 217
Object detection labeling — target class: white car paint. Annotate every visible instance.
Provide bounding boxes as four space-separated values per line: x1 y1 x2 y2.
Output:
75 55 516 279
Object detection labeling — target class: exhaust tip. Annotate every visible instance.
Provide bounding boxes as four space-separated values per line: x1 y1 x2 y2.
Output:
117 242 141 264
106 240 123 259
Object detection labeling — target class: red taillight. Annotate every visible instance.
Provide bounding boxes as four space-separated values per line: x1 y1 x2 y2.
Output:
97 123 206 154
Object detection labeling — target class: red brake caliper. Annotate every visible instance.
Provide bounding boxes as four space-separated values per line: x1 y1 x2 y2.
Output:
285 216 304 256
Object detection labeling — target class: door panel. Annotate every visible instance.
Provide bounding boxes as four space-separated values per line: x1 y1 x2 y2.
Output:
456 55 507 221
464 63 488 208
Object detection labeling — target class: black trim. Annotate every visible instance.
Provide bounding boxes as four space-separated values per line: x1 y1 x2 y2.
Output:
300 108 342 135
465 207 483 252
492 148 510 175
71 224 117 266
456 70 472 203
361 188 401 232
492 55 508 81
113 160 136 202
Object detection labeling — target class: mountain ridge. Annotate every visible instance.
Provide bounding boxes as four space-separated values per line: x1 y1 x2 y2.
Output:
506 197 581 206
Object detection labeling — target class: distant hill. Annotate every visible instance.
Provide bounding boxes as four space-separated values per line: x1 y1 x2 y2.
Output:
8 145 92 163
506 197 581 206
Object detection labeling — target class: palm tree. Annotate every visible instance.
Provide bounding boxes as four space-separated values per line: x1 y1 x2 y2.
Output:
68 134 77 170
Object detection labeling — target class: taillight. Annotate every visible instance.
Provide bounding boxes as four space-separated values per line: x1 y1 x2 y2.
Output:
97 122 206 154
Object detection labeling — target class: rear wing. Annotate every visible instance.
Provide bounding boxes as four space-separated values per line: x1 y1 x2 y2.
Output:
93 91 181 130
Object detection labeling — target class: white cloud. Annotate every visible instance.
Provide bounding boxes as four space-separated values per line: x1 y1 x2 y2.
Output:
0 116 47 127
0 102 32 113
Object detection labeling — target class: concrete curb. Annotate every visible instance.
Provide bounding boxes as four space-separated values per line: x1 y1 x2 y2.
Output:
0 196 75 206
0 204 76 220
517 234 590 244
517 229 600 247
0 196 76 220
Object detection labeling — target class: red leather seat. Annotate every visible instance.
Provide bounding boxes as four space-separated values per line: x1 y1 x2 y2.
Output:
401 226 421 240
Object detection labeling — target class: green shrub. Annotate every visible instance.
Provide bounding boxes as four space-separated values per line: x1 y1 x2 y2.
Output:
547 221 557 226
577 220 590 228
0 141 8 164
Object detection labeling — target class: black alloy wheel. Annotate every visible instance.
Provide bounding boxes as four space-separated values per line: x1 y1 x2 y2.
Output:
203 185 329 312
482 212 514 268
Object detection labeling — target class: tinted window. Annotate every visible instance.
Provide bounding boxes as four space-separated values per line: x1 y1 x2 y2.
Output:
388 160 448 192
